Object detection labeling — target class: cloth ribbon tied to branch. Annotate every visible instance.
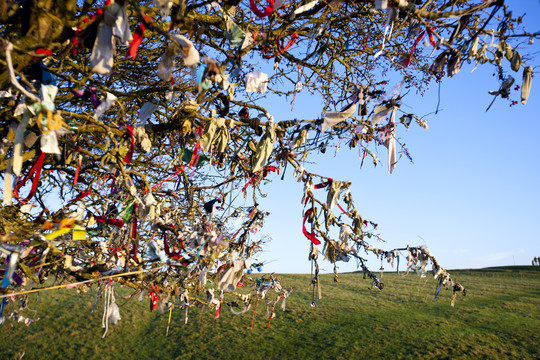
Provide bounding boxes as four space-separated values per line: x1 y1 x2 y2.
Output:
302 208 321 245
251 119 276 172
123 125 135 163
322 89 362 132
91 1 132 74
250 0 275 18
399 27 436 68
263 32 299 59
13 152 46 204
128 14 153 58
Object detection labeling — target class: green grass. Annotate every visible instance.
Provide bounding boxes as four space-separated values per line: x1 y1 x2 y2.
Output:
1 266 538 359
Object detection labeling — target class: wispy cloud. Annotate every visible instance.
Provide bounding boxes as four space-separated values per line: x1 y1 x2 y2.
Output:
475 251 513 267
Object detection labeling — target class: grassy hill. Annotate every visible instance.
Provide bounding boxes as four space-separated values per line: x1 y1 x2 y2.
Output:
1 266 538 359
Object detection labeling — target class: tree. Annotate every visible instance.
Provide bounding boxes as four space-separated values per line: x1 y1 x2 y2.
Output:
0 0 536 326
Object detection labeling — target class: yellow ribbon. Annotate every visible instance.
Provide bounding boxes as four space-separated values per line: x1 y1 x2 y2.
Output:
44 224 87 240
36 109 62 134
166 305 173 336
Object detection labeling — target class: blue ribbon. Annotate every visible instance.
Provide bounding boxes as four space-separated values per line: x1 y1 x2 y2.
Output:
433 277 443 301
0 298 8 318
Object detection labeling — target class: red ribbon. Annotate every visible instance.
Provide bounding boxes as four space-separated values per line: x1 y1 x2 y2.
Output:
313 179 332 189
13 152 46 204
242 176 257 193
250 0 275 18
36 48 53 56
263 32 299 59
124 125 135 164
188 126 204 169
94 216 125 228
149 285 159 311
248 205 258 218
189 147 200 169
131 204 138 239
129 207 139 262
262 165 279 178
215 292 224 318
243 166 279 193
427 27 436 47
337 203 349 216
128 22 146 59
302 208 321 245
151 165 183 190
402 27 437 68
68 190 92 204
130 239 138 262
74 153 82 185
163 230 183 260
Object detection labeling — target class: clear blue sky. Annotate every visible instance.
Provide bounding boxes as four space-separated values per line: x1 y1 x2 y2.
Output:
252 1 540 274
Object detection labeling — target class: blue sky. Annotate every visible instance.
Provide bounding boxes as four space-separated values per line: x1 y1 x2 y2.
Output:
253 1 540 273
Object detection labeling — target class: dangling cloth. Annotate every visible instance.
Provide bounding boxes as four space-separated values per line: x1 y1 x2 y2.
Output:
521 66 532 105
203 198 221 219
37 89 63 155
511 51 521 72
171 34 200 67
128 21 145 59
0 244 22 289
322 103 356 132
322 89 361 132
128 14 153 59
123 125 135 163
293 0 318 16
199 117 230 153
12 106 35 176
249 0 274 18
429 50 451 74
263 32 299 59
447 15 470 45
446 51 463 78
163 230 183 260
4 154 14 205
91 2 133 74
13 152 46 204
218 260 247 291
302 208 320 245
72 87 101 108
373 20 394 59
245 70 269 93
94 92 117 119
154 0 174 18
467 35 479 61
158 40 180 81
102 282 121 338
139 102 158 123
224 18 247 47
399 27 436 68
251 119 276 172
326 180 351 210
385 107 396 174
94 216 125 228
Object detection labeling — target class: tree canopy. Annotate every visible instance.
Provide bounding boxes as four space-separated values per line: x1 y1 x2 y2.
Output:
0 0 537 329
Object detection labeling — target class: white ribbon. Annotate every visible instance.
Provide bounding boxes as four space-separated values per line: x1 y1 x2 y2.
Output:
322 104 356 132
94 93 117 120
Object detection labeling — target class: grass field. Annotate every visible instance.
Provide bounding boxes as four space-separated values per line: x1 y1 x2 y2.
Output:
0 266 538 359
